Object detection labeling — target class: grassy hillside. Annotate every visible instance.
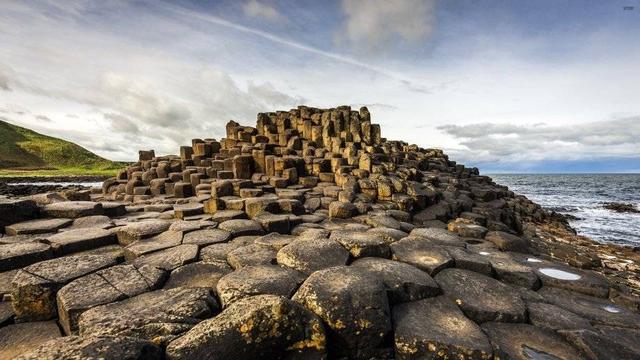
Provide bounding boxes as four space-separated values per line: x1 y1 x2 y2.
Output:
0 119 124 176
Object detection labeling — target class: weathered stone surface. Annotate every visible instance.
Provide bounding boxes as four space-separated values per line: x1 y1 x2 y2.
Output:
538 286 640 328
199 236 257 263
14 336 163 360
0 301 13 325
166 295 326 360
481 322 583 360
57 264 166 334
0 198 38 233
70 215 114 229
132 244 199 271
559 328 639 360
277 237 349 275
409 227 465 247
330 229 390 258
527 302 593 331
210 209 247 222
484 231 529 253
434 268 526 323
293 266 391 358
0 242 53 272
78 287 218 346
534 264 609 298
173 203 204 219
390 238 453 275
0 321 61 359
329 201 357 218
393 296 492 360
216 265 304 307
46 227 116 255
487 254 540 289
12 254 119 321
352 257 440 303
116 220 172 246
164 261 232 290
5 218 72 235
253 232 296 250
446 246 493 276
124 230 183 260
227 243 276 269
42 201 103 218
182 228 231 247
218 219 265 236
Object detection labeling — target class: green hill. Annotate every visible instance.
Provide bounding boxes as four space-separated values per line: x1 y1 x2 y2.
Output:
0 119 123 176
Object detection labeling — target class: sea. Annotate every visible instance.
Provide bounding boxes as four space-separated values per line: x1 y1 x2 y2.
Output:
490 174 640 246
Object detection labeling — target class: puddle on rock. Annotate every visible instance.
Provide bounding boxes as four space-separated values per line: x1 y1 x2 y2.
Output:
527 257 542 263
478 251 491 256
522 345 562 360
538 268 582 281
602 305 622 313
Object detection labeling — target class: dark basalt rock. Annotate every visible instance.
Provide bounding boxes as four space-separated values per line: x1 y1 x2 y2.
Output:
276 236 349 275
0 242 53 272
481 322 584 360
293 266 392 359
5 218 72 235
390 238 454 275
393 296 493 360
0 321 61 359
14 336 163 360
11 254 119 321
46 227 117 255
165 295 326 360
163 261 232 290
78 287 218 346
434 268 526 323
603 202 639 213
216 265 304 307
41 201 103 218
330 229 391 258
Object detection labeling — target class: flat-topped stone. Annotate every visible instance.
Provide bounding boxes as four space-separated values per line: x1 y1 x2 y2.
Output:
216 265 304 307
0 198 38 233
329 229 390 258
57 264 166 334
527 302 593 331
218 219 264 236
163 261 232 290
14 336 163 360
5 218 72 235
390 238 453 275
227 243 276 269
165 295 326 360
0 321 61 360
484 231 529 253
116 219 173 246
11 254 119 321
132 244 199 271
124 230 183 260
393 296 493 359
78 287 218 346
42 201 103 218
277 237 349 275
0 242 53 272
481 322 583 360
70 215 114 229
352 257 440 303
182 229 231 247
46 227 116 255
434 268 527 323
409 227 465 247
293 266 391 359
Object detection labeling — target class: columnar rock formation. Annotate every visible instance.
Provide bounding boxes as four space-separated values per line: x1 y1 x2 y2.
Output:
0 106 639 359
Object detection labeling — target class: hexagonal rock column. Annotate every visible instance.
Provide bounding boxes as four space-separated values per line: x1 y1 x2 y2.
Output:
56 264 166 335
293 266 392 359
434 268 527 323
78 287 218 346
393 296 493 359
13 336 163 360
11 254 119 322
165 295 326 360
216 265 305 307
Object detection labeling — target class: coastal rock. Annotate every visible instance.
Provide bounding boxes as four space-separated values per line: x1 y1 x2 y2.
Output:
218 219 265 236
132 244 199 271
116 220 172 246
42 201 103 218
0 242 53 272
14 336 163 360
182 228 231 247
0 198 39 233
216 265 304 307
351 257 441 303
5 218 72 235
293 266 392 358
330 229 390 258
390 238 453 275
434 268 526 323
46 227 116 255
227 243 276 269
393 296 492 359
484 231 529 253
165 295 326 360
56 264 166 334
0 321 61 359
163 261 232 290
481 322 583 360
277 237 349 275
11 254 119 321
78 287 218 346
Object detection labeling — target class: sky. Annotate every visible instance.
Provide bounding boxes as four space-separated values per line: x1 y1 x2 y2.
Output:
1 0 639 173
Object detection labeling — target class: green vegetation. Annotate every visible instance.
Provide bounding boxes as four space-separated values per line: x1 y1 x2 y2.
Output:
0 119 125 177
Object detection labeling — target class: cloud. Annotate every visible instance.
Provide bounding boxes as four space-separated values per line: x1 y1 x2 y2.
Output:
35 114 52 122
438 117 640 164
103 112 140 134
242 0 285 23
340 0 437 53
